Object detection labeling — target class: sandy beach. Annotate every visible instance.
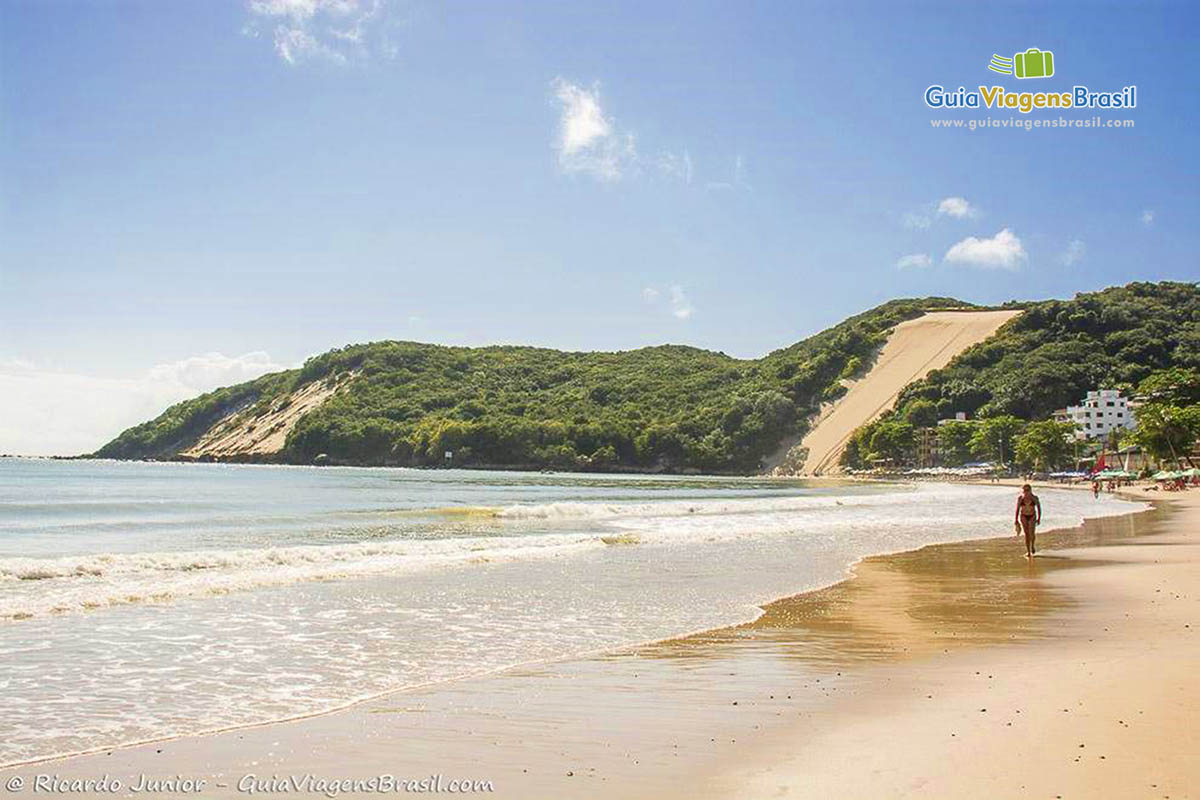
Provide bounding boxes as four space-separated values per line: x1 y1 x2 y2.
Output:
5 483 1195 799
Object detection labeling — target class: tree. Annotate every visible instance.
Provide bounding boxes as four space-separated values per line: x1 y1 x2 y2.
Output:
1131 403 1200 468
867 420 915 464
1013 420 1075 472
1136 367 1200 406
936 420 976 466
969 415 1025 464
903 399 939 428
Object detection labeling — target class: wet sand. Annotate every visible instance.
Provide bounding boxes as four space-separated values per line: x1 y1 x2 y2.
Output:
4 489 1196 799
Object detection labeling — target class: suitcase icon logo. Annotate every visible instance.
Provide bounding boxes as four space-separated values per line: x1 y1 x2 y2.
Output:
988 48 1055 79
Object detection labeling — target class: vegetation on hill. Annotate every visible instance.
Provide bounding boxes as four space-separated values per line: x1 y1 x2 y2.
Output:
1129 367 1200 468
92 371 299 460
842 282 1200 470
95 298 974 471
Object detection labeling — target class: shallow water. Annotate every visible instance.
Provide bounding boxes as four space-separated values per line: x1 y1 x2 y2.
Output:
0 459 1142 765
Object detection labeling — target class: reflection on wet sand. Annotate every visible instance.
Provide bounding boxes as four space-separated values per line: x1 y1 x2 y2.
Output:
634 504 1154 667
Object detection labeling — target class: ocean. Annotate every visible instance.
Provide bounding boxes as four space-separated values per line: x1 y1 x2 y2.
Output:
0 458 1142 765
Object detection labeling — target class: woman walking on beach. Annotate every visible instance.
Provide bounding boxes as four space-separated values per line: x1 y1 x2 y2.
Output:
1015 484 1041 558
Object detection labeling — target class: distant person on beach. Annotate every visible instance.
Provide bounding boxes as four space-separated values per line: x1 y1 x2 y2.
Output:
1015 484 1041 558
1092 481 1101 499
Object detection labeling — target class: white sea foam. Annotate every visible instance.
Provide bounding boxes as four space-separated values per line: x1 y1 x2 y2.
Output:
0 533 604 619
0 483 1140 620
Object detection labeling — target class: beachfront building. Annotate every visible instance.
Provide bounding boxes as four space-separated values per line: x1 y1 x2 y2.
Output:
1062 389 1136 440
916 427 937 468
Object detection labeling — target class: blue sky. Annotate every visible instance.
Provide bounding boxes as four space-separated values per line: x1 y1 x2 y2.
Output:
2 0 1197 453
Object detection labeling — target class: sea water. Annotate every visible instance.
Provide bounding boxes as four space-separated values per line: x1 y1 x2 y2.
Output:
0 459 1143 765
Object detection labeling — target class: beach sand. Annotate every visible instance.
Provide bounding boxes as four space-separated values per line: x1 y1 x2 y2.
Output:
5 487 1196 798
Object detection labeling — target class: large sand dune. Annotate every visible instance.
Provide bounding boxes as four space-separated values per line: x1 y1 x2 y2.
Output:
794 309 1021 475
180 373 355 460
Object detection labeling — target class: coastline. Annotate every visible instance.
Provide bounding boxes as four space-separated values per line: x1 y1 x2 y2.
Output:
710 488 1200 798
3 484 1190 798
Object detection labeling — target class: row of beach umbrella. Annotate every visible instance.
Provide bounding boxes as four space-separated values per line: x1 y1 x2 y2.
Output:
1151 468 1200 481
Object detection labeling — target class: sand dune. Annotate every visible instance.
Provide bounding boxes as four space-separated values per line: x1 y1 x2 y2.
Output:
794 309 1021 475
180 373 355 460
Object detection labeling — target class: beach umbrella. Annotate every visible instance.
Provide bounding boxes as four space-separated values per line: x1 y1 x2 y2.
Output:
1152 470 1172 480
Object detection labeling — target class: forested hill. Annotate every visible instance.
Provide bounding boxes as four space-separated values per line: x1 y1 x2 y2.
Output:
841 281 1200 469
93 297 975 472
894 282 1198 419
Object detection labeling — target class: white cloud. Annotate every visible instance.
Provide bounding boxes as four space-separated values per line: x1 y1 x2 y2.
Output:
669 285 695 319
547 80 743 190
896 253 933 270
1058 239 1086 266
944 228 1027 270
0 352 287 456
641 285 695 319
245 0 394 65
1141 209 1155 225
904 196 980 229
144 352 285 392
550 78 636 182
937 196 979 219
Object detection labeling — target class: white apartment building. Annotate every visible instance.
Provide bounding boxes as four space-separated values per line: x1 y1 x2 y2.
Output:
1063 389 1136 440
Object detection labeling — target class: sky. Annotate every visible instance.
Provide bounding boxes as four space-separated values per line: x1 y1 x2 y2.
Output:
2 1 1198 455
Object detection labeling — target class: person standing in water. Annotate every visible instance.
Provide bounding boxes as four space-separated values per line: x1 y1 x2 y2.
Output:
1015 483 1042 557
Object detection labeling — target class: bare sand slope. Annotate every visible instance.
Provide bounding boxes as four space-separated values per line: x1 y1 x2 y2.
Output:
180 373 355 460
795 309 1021 475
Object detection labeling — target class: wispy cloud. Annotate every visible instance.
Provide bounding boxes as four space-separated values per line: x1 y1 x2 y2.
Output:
0 352 287 456
944 228 1027 270
1058 239 1086 266
904 196 980 229
669 285 695 319
550 78 636 182
245 0 396 65
655 150 694 184
896 253 933 270
641 285 695 320
1141 209 1155 225
903 211 933 230
705 154 751 192
549 78 739 189
936 196 979 219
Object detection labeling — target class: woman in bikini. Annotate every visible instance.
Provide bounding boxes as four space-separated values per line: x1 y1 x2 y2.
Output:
1014 483 1041 558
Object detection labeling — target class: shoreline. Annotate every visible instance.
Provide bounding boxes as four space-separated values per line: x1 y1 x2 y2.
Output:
708 488 1200 798
0 484 1178 798
0 483 1141 771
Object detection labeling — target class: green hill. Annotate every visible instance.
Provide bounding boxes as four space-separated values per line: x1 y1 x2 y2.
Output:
93 297 972 472
842 281 1200 469
95 281 1199 474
